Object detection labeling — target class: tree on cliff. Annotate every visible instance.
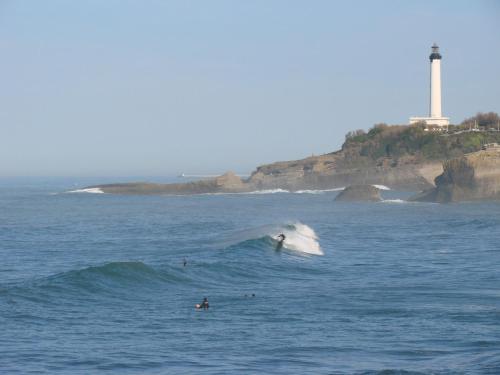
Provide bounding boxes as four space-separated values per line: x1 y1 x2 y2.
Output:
345 129 367 142
461 112 500 129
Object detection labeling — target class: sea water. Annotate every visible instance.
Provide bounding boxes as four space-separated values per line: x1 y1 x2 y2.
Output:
1 177 500 374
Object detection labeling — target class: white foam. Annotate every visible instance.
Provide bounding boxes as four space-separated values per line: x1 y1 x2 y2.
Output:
381 199 406 203
198 189 290 196
217 188 345 195
281 222 323 256
372 184 391 190
67 188 104 194
294 187 345 194
201 187 345 196
246 189 290 194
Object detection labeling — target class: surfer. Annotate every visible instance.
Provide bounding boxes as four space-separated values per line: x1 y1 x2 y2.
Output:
276 234 286 250
183 258 187 267
196 297 209 310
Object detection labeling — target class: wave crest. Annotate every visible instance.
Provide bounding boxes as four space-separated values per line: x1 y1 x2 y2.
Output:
222 222 323 256
279 222 323 255
66 188 104 194
41 261 187 293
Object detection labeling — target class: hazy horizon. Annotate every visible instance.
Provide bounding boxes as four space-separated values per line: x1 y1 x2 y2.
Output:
2 0 499 177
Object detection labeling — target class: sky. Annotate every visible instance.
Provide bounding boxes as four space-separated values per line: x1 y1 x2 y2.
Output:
1 0 499 177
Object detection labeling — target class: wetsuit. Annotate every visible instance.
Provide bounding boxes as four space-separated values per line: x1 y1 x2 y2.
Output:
276 234 285 250
200 299 209 310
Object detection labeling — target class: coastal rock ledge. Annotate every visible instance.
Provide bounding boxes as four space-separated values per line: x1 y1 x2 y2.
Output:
88 172 250 195
410 147 500 203
334 185 382 202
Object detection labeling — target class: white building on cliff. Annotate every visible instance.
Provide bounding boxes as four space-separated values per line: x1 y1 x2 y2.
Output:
409 44 450 130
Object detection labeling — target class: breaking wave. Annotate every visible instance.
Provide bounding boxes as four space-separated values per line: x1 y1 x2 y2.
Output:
373 184 391 190
246 188 343 195
278 222 323 255
65 185 386 195
221 222 323 256
381 199 407 203
66 187 345 196
204 188 344 195
242 186 385 195
294 187 345 194
246 189 290 194
67 188 104 194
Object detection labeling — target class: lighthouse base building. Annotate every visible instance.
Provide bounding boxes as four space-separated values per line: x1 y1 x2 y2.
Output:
409 116 450 128
409 44 450 130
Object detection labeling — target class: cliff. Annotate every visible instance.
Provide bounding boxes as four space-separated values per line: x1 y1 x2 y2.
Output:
246 152 440 191
410 147 500 203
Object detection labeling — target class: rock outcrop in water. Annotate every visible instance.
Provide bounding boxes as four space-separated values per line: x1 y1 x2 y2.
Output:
410 147 500 203
334 185 382 202
89 172 251 195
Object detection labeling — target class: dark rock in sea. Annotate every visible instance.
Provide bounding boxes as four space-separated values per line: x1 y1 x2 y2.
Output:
334 185 382 202
410 147 500 203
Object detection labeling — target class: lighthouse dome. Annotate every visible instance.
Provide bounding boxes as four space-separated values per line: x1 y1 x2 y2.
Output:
429 43 442 61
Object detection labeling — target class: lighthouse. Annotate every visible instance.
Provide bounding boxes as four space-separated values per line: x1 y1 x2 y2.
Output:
410 43 450 129
429 43 443 118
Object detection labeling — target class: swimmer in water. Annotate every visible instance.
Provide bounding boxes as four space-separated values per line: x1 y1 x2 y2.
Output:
276 233 286 250
196 297 209 310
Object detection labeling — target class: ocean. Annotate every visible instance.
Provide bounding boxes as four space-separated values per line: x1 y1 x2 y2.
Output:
1 177 500 374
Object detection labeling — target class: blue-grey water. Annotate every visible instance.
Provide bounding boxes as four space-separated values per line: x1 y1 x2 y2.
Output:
1 178 500 374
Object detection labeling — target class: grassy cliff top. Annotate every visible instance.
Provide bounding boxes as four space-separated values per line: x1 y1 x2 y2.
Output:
253 112 500 174
341 120 500 165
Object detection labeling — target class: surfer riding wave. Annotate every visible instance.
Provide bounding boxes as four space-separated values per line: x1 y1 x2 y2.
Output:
217 222 323 256
275 233 286 250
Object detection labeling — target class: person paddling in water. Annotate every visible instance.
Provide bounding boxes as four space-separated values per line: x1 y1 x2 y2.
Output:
276 233 286 250
196 297 209 310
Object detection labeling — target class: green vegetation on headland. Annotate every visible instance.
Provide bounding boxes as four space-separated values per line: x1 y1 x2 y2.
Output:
342 112 500 164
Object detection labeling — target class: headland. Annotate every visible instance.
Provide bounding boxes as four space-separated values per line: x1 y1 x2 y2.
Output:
85 113 500 198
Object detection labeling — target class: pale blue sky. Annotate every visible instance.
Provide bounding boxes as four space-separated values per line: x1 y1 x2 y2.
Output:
1 0 499 177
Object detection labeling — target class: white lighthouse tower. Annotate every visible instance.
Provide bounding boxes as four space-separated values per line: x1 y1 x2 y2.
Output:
410 43 450 129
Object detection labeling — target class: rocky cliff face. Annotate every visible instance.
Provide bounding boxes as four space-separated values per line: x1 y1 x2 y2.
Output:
246 152 441 191
410 148 500 203
90 155 443 195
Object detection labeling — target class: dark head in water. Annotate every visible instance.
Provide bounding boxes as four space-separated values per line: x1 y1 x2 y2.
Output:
276 233 286 250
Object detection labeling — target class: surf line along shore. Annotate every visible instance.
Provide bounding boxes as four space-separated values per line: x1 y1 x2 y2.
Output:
77 165 432 194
